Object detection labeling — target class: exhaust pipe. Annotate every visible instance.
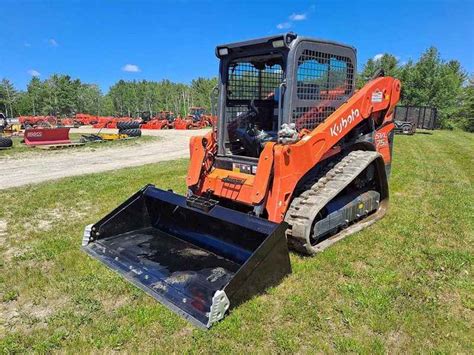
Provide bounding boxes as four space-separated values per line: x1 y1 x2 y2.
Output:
82 185 291 328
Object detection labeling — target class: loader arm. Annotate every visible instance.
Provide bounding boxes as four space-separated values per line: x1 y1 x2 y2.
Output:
266 76 401 221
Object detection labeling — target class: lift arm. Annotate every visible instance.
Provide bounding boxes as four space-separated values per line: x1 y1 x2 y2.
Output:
265 77 401 221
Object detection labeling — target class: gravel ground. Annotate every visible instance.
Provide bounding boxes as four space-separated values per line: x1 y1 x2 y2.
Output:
0 128 207 190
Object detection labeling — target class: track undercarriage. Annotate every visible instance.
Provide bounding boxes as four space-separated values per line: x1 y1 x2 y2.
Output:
285 150 389 254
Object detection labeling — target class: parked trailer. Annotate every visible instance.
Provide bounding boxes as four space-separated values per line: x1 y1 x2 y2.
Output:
393 106 438 130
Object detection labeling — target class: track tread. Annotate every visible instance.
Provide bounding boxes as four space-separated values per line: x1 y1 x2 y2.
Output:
285 150 382 255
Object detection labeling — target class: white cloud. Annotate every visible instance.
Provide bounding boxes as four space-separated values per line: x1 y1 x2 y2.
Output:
48 38 59 47
277 8 310 29
289 13 307 21
276 22 292 29
373 53 384 61
27 69 41 77
122 64 141 73
24 42 31 47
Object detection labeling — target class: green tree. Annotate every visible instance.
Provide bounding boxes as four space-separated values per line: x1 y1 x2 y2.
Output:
26 76 44 115
76 84 102 115
0 79 18 117
456 76 474 132
99 95 115 116
41 74 80 116
399 47 466 127
190 77 218 111
357 54 400 88
13 92 32 115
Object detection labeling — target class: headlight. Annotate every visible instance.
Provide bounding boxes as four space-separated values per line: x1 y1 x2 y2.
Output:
272 40 285 48
218 47 229 56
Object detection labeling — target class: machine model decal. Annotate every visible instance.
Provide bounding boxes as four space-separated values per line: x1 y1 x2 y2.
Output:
375 132 388 147
330 108 360 137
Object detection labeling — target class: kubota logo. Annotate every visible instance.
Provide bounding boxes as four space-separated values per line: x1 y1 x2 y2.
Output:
27 132 43 138
330 108 360 137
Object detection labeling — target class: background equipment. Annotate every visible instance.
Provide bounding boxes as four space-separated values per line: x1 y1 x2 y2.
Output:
0 112 14 149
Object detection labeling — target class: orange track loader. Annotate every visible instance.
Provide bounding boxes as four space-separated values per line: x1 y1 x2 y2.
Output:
82 33 400 328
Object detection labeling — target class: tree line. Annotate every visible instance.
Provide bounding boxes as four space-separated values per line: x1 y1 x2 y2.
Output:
0 46 472 131
357 47 473 132
0 76 217 118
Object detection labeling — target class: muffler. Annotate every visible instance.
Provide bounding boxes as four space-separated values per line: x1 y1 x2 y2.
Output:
82 185 291 328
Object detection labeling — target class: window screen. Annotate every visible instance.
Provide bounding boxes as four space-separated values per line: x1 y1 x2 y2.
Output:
292 49 354 130
227 61 283 100
224 58 284 157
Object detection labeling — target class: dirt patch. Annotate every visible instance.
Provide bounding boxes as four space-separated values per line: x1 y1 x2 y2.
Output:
386 330 409 351
23 259 54 272
38 220 52 231
177 247 209 257
207 267 227 282
2 245 32 263
0 220 7 247
22 205 90 234
0 297 67 335
352 260 369 273
101 295 131 313
165 272 193 284
175 325 194 338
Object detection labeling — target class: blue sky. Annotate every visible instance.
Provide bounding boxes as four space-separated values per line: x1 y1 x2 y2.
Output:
1 0 473 92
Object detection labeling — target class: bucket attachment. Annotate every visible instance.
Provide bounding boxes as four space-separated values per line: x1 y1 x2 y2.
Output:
24 127 71 146
82 185 291 328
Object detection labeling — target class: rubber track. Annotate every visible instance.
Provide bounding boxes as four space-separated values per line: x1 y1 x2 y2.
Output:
284 150 382 255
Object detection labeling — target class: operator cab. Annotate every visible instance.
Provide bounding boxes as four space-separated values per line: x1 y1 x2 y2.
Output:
224 55 284 158
189 107 206 122
215 33 356 166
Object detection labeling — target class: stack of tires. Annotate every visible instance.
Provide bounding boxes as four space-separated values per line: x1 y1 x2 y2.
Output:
0 137 13 149
117 122 142 137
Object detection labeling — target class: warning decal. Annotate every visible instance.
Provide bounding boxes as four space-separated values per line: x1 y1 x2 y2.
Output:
371 90 383 103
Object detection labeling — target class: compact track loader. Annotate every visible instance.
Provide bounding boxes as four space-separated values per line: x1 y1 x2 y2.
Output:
83 33 401 328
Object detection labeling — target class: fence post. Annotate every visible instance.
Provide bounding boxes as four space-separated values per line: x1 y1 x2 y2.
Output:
422 107 426 129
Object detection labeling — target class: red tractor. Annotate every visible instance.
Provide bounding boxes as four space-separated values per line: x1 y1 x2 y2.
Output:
74 113 99 125
140 111 175 129
174 107 214 129
19 115 58 128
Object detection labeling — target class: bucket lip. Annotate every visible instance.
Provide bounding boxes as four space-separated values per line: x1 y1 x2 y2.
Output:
143 185 279 234
82 244 213 329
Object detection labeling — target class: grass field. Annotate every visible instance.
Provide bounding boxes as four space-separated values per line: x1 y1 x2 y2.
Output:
0 130 472 353
0 134 158 157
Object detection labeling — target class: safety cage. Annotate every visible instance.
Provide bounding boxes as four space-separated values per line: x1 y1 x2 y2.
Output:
286 40 356 131
215 34 356 160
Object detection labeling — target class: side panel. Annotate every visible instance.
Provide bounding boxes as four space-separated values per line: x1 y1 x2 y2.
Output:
375 122 395 165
